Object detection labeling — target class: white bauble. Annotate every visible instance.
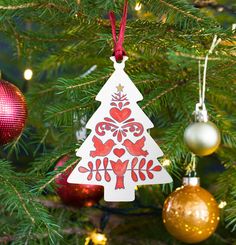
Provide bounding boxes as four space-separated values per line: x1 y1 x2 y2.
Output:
184 121 221 156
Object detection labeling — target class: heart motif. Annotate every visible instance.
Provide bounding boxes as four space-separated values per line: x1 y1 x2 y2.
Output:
113 148 125 158
110 108 131 123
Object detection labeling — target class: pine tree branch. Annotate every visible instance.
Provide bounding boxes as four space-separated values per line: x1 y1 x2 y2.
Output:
37 158 79 193
0 161 60 244
141 82 183 110
6 20 22 57
0 2 70 13
45 103 92 126
36 88 55 95
0 2 38 10
33 129 49 157
29 146 77 175
158 0 203 22
59 75 110 91
0 177 35 224
141 0 215 28
0 227 86 243
6 132 24 158
174 51 220 60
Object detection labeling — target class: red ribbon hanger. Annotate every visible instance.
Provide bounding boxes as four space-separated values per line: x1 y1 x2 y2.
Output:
109 0 128 61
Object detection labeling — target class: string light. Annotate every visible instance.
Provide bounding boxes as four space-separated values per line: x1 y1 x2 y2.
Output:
217 7 224 12
218 201 227 209
162 158 171 167
232 23 236 31
85 231 107 245
135 2 142 11
23 68 33 80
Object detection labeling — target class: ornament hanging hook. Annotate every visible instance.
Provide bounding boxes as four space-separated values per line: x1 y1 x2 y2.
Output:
195 35 221 122
109 0 128 62
202 35 221 104
110 56 128 70
185 153 197 177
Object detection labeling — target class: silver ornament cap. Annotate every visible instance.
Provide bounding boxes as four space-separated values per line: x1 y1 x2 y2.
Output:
184 121 221 156
182 177 200 186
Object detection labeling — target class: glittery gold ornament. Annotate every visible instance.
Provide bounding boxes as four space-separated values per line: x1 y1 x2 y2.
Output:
162 177 220 244
184 121 221 156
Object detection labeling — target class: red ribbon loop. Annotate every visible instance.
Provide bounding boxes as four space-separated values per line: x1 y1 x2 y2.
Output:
109 0 128 61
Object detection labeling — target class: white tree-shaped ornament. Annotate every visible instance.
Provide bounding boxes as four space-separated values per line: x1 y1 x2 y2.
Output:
68 57 173 201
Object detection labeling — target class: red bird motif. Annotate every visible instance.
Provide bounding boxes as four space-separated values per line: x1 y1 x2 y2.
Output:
122 136 148 156
110 160 129 189
90 136 115 158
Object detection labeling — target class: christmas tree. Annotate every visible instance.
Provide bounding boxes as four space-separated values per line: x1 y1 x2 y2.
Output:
0 0 235 244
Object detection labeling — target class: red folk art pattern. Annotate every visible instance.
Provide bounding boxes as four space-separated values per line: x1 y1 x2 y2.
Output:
78 158 162 189
95 92 144 142
79 90 162 189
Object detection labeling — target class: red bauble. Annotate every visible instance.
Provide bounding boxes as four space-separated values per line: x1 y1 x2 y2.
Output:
55 155 104 207
0 79 27 145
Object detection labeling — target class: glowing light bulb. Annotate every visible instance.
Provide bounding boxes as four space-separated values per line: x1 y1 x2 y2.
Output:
218 201 227 209
86 231 107 245
135 2 142 11
232 24 236 31
24 68 33 80
162 159 171 166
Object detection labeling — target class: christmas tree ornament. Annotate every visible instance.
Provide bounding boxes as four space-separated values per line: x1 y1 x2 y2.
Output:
55 155 103 207
162 177 220 244
0 79 27 145
184 36 221 156
68 1 172 202
184 121 221 156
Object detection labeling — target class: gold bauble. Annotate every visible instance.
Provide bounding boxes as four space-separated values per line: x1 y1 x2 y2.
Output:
162 177 220 244
184 121 221 156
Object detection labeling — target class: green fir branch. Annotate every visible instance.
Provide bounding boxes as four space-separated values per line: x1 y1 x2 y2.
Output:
0 160 60 244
